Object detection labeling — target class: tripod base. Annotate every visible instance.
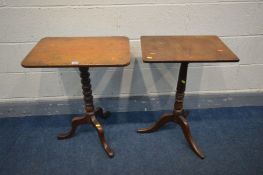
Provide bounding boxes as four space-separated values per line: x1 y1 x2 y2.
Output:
57 107 114 158
137 111 205 159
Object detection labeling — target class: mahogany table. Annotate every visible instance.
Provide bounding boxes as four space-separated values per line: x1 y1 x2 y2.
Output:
138 36 239 159
21 37 130 158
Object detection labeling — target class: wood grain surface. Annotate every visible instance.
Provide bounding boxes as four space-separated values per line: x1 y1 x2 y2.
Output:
22 36 130 67
141 36 239 63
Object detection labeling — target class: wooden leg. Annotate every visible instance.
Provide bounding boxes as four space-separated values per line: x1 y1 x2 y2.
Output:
95 107 111 119
57 116 90 140
90 115 114 158
175 115 205 159
137 113 174 133
182 110 189 119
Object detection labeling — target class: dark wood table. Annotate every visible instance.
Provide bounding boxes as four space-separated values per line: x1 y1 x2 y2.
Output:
138 36 239 159
22 37 130 158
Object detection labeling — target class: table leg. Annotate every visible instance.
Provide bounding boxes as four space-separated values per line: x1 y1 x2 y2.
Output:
57 67 114 158
137 63 205 159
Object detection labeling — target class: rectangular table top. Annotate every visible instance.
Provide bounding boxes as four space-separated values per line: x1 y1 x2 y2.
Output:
141 36 239 63
21 37 130 67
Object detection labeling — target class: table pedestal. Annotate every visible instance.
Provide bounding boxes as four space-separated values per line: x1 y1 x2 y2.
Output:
57 67 114 158
138 63 205 159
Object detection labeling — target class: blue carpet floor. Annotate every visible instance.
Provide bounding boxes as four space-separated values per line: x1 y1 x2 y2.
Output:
0 106 263 175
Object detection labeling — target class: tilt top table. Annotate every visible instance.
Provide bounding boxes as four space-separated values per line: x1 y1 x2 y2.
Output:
138 36 239 159
21 37 130 158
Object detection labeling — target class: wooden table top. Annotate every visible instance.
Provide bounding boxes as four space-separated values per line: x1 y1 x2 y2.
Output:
141 36 239 63
21 37 130 67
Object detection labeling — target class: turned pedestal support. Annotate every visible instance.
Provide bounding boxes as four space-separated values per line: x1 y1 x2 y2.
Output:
57 67 114 158
138 63 205 159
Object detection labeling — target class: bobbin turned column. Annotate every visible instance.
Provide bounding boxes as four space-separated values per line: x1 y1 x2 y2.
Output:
173 63 188 115
57 67 114 158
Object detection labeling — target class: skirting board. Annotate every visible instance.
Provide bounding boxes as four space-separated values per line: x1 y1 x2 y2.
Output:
0 92 263 118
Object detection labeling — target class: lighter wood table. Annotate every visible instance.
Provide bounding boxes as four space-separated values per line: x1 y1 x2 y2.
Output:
138 36 239 159
22 37 130 158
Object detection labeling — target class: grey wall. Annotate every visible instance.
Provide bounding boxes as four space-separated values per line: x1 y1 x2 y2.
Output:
0 0 263 103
